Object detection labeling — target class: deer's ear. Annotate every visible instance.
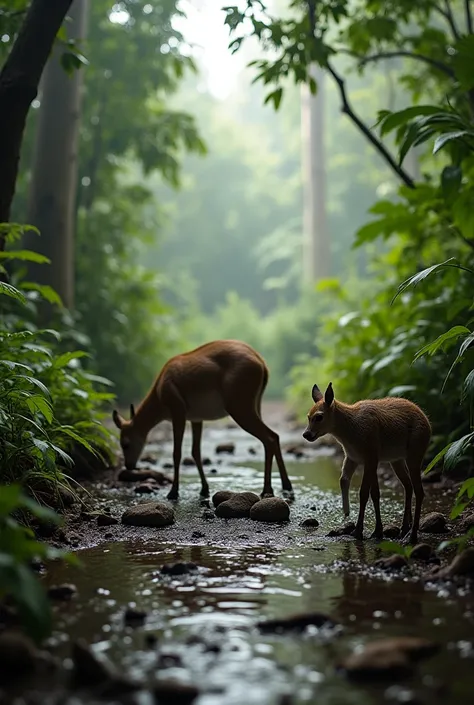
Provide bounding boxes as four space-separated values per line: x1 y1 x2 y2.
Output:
130 404 135 419
112 409 124 429
312 384 323 403
324 382 334 406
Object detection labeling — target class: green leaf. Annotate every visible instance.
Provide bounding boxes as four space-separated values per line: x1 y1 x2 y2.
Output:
452 35 474 90
25 395 54 424
264 87 283 110
377 105 440 137
434 132 469 155
392 258 458 302
10 564 52 642
0 281 26 304
21 283 63 306
441 165 462 202
20 496 60 524
423 443 450 475
15 375 50 397
0 250 50 264
444 432 474 472
462 369 474 401
378 541 406 556
53 350 88 368
0 484 22 517
413 326 470 361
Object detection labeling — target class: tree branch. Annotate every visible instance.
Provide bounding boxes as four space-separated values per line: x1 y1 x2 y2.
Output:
432 1 461 39
325 61 415 189
356 50 455 79
466 0 473 34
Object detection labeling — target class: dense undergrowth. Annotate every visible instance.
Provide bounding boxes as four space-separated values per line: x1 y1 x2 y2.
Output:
0 225 115 641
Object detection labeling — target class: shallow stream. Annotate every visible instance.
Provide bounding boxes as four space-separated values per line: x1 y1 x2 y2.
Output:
43 417 474 704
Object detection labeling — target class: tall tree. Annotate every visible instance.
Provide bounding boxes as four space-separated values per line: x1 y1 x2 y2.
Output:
25 0 89 308
0 0 73 247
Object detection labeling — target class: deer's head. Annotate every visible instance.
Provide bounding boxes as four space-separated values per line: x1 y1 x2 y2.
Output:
302 383 335 442
112 405 147 470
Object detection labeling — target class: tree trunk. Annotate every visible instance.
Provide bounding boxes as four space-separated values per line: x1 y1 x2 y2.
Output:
301 64 329 283
0 0 74 246
25 0 89 310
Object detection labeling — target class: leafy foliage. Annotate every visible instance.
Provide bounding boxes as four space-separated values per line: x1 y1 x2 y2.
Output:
0 484 75 642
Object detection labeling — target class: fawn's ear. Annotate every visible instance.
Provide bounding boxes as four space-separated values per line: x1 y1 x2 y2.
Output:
312 384 323 403
112 409 124 429
324 382 334 406
130 404 135 419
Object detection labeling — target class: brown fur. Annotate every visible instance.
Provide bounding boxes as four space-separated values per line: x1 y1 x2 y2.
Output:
303 383 431 544
112 340 292 500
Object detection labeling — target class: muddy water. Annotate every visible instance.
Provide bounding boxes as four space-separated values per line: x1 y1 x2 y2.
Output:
45 420 474 704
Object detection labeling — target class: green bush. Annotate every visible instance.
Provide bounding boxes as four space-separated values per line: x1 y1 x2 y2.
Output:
0 226 115 489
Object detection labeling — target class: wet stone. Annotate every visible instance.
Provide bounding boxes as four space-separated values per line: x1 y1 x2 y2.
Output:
215 442 235 454
47 583 77 600
71 639 114 686
182 457 195 466
383 524 400 539
191 530 205 539
134 482 156 494
285 444 305 458
374 554 407 571
97 513 119 527
124 606 147 626
258 612 336 633
458 512 474 533
202 457 212 465
215 492 260 518
145 633 158 648
326 521 356 537
157 653 183 669
202 509 215 521
300 518 320 528
153 678 199 704
434 547 474 579
248 447 256 455
342 637 438 682
0 632 38 680
212 490 236 507
161 562 198 576
121 501 174 527
118 468 170 484
410 543 436 562
419 512 448 534
250 497 290 523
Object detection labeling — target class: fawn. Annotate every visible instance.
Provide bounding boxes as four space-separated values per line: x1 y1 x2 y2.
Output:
112 339 292 500
302 383 431 544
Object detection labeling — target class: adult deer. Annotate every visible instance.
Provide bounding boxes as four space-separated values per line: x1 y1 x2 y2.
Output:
302 383 431 545
112 340 292 500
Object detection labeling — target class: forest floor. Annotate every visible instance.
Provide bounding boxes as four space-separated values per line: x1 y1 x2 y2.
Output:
7 402 474 705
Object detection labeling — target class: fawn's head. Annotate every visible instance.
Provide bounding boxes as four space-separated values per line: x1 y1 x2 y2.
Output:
112 405 147 469
302 383 335 442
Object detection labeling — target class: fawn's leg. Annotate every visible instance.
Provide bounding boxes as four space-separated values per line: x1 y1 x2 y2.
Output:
340 456 357 517
391 459 413 535
191 421 209 497
369 475 383 539
353 459 378 540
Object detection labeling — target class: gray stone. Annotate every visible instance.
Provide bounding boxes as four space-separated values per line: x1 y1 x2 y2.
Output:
250 497 290 523
121 502 174 527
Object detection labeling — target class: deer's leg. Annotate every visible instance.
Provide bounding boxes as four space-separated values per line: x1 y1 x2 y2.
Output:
353 459 377 540
340 456 357 517
191 421 209 497
226 404 276 497
167 414 186 501
405 456 425 545
369 475 383 540
391 459 413 535
255 385 292 493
